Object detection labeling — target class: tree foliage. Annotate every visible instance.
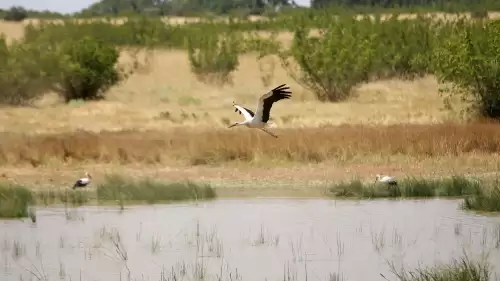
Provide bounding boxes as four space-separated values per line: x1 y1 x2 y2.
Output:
55 36 121 102
434 20 500 119
3 6 28 22
79 0 296 17
0 35 125 105
281 18 377 101
4 1 500 121
279 15 436 101
187 31 240 86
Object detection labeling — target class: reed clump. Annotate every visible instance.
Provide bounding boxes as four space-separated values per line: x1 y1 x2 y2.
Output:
96 174 216 203
35 188 92 206
462 182 500 212
328 176 481 199
392 255 491 281
0 182 34 218
1 123 500 166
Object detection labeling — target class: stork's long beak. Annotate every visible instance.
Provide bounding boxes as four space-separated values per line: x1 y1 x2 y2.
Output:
228 123 237 128
261 128 278 138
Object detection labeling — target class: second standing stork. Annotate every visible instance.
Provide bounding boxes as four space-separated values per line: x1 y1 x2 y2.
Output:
228 84 292 138
72 172 92 189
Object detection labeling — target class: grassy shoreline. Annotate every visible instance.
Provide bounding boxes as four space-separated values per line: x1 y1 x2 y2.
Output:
1 174 499 219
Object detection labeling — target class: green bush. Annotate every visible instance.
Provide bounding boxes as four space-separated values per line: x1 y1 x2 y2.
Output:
369 14 436 79
434 20 500 119
187 31 240 86
280 17 375 101
279 15 438 102
3 6 27 22
0 37 56 105
54 36 121 102
0 34 124 105
0 182 34 218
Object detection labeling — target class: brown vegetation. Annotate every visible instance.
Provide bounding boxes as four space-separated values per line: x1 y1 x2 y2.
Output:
1 122 499 167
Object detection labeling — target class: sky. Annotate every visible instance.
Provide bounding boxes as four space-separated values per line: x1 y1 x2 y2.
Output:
1 0 310 14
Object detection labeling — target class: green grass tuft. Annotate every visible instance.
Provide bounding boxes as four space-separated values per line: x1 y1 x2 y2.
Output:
328 176 481 199
34 188 91 206
391 255 491 281
0 182 34 218
462 181 500 212
96 174 217 203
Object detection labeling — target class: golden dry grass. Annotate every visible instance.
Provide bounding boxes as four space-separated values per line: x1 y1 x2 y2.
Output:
0 124 500 196
1 123 500 167
1 122 500 196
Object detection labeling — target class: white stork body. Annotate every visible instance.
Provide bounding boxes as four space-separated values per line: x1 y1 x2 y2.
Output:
72 172 92 189
375 174 397 186
228 84 292 138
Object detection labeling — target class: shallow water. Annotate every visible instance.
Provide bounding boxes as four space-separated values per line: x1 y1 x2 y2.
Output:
1 198 500 281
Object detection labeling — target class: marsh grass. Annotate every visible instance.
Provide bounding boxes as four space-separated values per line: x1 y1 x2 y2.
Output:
0 175 216 218
35 188 91 206
328 176 481 199
0 182 34 218
329 176 500 212
389 255 491 281
96 174 216 203
462 182 500 212
1 123 500 166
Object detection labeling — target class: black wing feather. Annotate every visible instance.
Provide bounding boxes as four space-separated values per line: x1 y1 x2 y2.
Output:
261 84 292 123
234 106 255 117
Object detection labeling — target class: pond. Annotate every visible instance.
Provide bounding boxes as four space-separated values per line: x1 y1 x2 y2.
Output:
1 198 500 281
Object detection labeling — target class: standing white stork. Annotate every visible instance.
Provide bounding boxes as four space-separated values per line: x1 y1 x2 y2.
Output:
228 84 292 138
72 172 92 189
375 174 398 186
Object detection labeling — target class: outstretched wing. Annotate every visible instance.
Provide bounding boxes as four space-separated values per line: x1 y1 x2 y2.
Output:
255 84 292 123
233 103 255 121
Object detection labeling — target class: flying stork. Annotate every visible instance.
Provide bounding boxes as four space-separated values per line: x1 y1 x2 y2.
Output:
72 172 92 189
228 84 292 138
375 174 397 186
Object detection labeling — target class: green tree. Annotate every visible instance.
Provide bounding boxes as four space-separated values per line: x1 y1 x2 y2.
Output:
434 21 500 119
54 36 121 102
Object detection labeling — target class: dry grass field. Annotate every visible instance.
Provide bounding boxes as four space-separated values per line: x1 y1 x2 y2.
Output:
0 17 499 194
0 50 459 133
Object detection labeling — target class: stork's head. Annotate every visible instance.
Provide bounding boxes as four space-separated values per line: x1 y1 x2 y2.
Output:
228 122 242 128
85 172 92 179
375 174 381 182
